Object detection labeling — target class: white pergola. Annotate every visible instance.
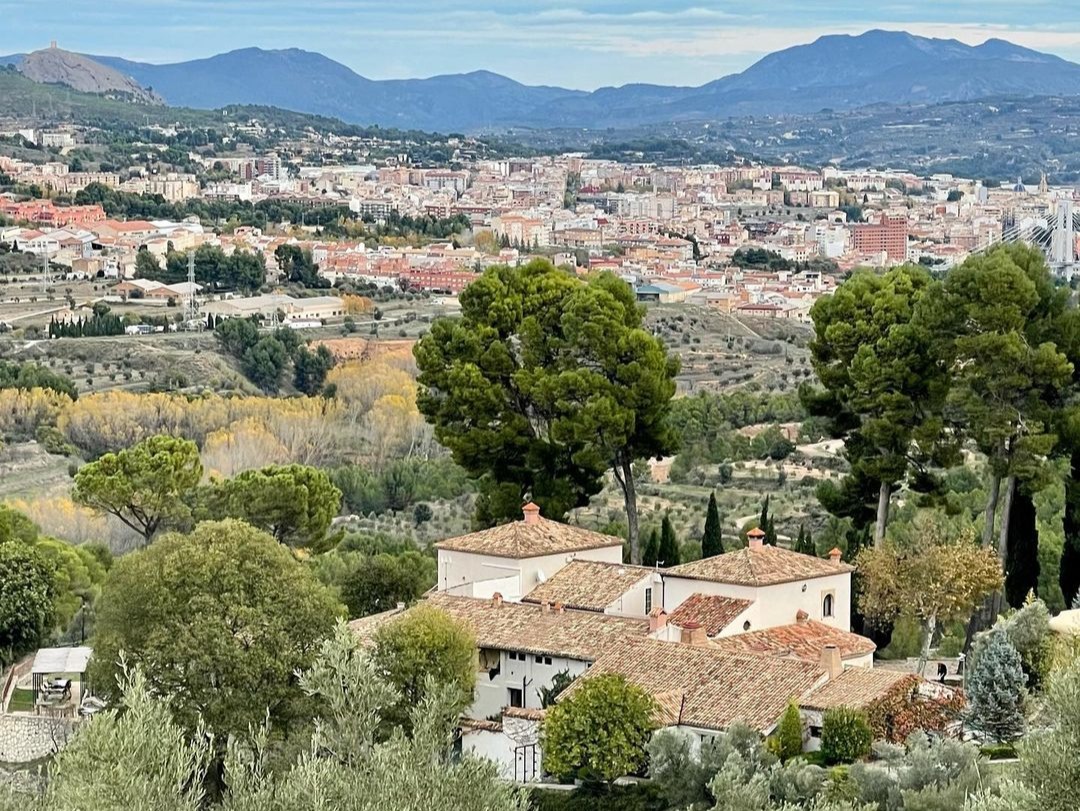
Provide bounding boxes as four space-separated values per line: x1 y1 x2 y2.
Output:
30 646 93 694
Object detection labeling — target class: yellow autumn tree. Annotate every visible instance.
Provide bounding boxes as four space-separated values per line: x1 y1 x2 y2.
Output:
201 418 291 479
327 360 416 418
0 387 71 439
342 294 375 315
8 496 114 546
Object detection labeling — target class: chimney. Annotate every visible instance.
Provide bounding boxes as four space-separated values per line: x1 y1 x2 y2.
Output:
828 547 842 563
522 501 541 525
747 527 766 549
796 609 809 624
541 601 550 614
492 592 503 607
649 607 668 633
679 621 708 647
553 600 564 614
820 644 843 680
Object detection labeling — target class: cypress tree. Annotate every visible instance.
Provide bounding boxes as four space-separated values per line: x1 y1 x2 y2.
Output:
1005 491 1040 609
643 529 660 568
965 628 1027 743
794 523 815 555
760 496 778 545
1062 451 1080 608
658 516 680 566
702 492 723 558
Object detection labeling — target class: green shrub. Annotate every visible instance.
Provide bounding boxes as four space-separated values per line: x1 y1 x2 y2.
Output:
880 614 923 660
936 622 966 658
531 783 666 810
821 708 872 765
775 701 804 761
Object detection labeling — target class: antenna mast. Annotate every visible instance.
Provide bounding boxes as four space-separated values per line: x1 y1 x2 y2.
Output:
185 251 198 325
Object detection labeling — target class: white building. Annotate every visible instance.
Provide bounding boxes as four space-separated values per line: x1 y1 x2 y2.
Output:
660 532 855 636
434 503 623 601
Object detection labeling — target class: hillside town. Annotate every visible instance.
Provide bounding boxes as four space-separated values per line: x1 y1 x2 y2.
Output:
7 11 1080 811
1 137 1074 328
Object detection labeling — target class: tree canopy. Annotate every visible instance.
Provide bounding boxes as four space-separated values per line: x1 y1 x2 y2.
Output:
72 434 203 542
541 673 657 783
414 258 678 563
206 464 342 548
370 604 476 730
89 519 340 739
858 510 1001 666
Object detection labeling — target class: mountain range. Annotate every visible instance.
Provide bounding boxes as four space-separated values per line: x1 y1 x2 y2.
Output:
5 30 1080 132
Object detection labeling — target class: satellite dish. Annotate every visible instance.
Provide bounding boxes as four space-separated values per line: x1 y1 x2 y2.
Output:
536 569 547 584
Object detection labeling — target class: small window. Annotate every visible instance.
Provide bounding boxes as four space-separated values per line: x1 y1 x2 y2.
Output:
544 656 552 666
822 593 835 618
507 687 524 708
644 587 653 615
535 655 543 664
743 620 751 632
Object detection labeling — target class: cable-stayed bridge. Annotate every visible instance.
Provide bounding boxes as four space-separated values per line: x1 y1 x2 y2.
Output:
979 197 1079 278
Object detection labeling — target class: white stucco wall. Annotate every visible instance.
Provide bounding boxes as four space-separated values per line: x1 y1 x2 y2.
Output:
662 571 852 634
603 571 662 617
461 716 544 782
437 545 622 602
470 651 590 720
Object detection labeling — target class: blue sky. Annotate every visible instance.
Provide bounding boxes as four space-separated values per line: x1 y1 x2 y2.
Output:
2 1 1080 89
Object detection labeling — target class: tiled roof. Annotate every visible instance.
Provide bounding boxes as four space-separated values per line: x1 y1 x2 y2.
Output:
522 560 653 612
710 620 876 663
435 516 622 559
664 545 854 586
423 592 650 661
346 604 408 646
570 635 826 733
801 667 917 711
666 593 754 636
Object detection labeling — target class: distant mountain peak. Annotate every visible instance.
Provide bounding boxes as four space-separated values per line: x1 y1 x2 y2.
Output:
13 29 1080 131
18 46 162 104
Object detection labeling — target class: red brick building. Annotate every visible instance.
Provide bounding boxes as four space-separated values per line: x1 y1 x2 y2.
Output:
851 214 908 262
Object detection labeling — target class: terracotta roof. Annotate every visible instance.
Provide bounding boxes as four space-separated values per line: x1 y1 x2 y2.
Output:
502 707 546 721
460 718 503 732
711 620 876 663
571 635 826 733
667 594 754 636
522 560 653 612
664 545 854 586
434 516 622 559
801 668 917 711
346 604 408 646
423 592 650 661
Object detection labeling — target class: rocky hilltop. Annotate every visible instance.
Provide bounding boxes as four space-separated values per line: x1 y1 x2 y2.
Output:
18 45 162 104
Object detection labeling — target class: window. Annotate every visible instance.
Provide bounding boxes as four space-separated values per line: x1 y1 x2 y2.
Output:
507 687 524 708
822 593 835 618
644 587 653 615
508 651 526 662
534 655 553 665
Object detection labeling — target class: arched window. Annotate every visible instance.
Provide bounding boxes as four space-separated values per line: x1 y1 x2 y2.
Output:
822 593 834 618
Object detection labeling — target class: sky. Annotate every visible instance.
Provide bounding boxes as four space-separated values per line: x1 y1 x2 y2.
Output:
3 1 1080 89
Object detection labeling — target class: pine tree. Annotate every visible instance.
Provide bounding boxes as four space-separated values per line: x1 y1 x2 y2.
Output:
643 529 660 567
966 628 1027 743
702 492 723 558
658 516 680 566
